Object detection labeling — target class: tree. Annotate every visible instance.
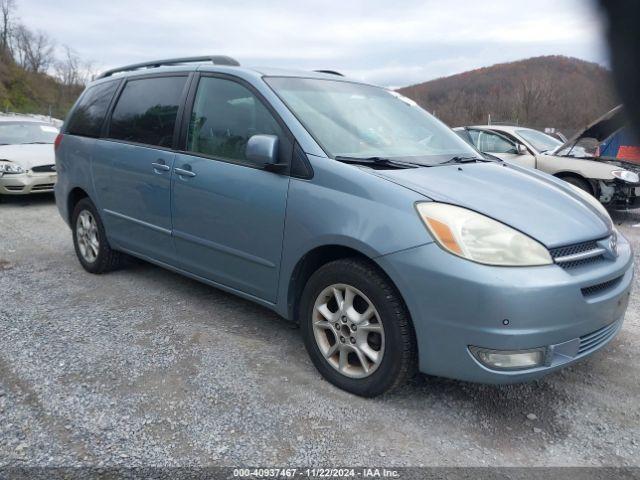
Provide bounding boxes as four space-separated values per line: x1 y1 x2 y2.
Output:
54 45 95 87
13 24 55 73
0 3 90 118
516 73 553 126
0 0 16 57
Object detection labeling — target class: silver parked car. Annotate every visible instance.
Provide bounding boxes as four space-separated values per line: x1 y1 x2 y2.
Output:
0 114 60 197
454 123 640 208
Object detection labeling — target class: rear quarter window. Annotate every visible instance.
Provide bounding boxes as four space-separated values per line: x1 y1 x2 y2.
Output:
66 81 120 138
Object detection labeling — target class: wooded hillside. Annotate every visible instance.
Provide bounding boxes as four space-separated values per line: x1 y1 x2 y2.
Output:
0 58 83 118
398 56 619 135
1 0 87 118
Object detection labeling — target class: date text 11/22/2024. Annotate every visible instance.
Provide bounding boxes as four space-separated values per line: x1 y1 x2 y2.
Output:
233 468 400 478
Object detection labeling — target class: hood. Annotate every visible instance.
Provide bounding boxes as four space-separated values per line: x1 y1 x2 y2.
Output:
560 105 626 150
556 105 640 170
601 157 640 175
0 144 56 169
376 162 611 248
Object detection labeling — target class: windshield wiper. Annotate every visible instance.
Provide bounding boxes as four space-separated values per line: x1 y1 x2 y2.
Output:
20 142 52 145
439 155 489 165
334 156 419 169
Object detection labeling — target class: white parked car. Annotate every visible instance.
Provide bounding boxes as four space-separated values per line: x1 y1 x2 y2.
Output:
0 115 59 197
454 122 640 208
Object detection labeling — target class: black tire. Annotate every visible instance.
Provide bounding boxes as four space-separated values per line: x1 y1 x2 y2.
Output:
299 258 417 397
71 198 123 274
560 175 593 196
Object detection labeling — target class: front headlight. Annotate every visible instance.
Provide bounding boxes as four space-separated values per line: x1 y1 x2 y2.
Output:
0 161 25 174
611 170 640 184
566 183 612 227
416 202 553 266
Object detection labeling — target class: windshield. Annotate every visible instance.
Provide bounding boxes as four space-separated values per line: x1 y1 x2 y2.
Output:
556 138 598 158
515 128 561 153
0 121 59 145
265 77 479 165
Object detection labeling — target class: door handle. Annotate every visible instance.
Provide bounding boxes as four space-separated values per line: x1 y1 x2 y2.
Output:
152 161 171 172
174 167 196 178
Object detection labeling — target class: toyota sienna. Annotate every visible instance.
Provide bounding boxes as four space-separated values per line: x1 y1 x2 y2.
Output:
54 56 634 397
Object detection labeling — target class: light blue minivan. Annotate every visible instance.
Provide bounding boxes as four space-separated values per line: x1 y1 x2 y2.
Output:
54 56 634 397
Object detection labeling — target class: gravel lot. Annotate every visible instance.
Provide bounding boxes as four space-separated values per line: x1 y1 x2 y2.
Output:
0 194 638 467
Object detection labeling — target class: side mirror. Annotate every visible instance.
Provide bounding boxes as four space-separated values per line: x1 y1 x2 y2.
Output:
516 143 528 155
246 134 279 168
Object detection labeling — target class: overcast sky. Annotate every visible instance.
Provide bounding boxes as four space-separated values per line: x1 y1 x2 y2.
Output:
16 0 607 88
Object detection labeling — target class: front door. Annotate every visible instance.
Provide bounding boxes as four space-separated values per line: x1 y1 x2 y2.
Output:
171 76 292 302
93 75 189 264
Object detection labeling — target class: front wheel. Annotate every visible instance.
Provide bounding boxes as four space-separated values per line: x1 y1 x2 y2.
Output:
300 258 417 397
560 175 593 196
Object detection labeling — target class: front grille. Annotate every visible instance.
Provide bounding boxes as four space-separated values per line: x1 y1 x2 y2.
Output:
578 320 620 355
581 276 623 297
550 240 598 258
4 185 23 191
550 238 607 269
31 183 55 191
557 256 605 269
31 164 56 173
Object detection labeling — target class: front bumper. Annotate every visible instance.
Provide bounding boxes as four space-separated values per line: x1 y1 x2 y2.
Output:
0 171 57 195
377 233 634 384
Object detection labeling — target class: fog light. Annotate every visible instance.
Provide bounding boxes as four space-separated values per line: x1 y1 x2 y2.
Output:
470 346 546 371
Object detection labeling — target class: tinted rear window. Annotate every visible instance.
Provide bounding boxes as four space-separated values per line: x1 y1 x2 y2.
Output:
67 81 119 137
108 76 187 148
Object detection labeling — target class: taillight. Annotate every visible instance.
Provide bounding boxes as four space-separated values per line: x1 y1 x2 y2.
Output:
54 133 63 152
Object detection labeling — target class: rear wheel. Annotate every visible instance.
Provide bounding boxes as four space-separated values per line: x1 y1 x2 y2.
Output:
300 258 417 397
72 198 123 274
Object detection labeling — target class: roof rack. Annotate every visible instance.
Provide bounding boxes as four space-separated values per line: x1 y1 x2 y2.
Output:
314 70 344 77
97 55 241 79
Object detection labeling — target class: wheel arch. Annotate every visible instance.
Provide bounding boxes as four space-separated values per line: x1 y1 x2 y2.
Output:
553 171 596 195
286 245 414 332
67 187 90 224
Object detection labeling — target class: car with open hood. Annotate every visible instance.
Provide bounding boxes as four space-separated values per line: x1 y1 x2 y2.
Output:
0 114 60 197
54 56 634 397
553 105 640 207
455 115 640 208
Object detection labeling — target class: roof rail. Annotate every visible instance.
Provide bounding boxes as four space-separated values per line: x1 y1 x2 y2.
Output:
97 55 241 79
314 70 344 77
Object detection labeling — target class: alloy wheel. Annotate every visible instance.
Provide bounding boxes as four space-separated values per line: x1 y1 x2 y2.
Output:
312 283 385 379
76 210 99 263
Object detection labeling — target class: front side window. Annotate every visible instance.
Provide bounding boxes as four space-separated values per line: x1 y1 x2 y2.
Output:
67 81 119 137
477 131 517 154
454 129 473 145
265 77 478 165
187 77 284 163
0 122 59 145
109 76 187 148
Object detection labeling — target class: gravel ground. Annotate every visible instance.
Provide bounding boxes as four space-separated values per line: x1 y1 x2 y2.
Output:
0 193 638 467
